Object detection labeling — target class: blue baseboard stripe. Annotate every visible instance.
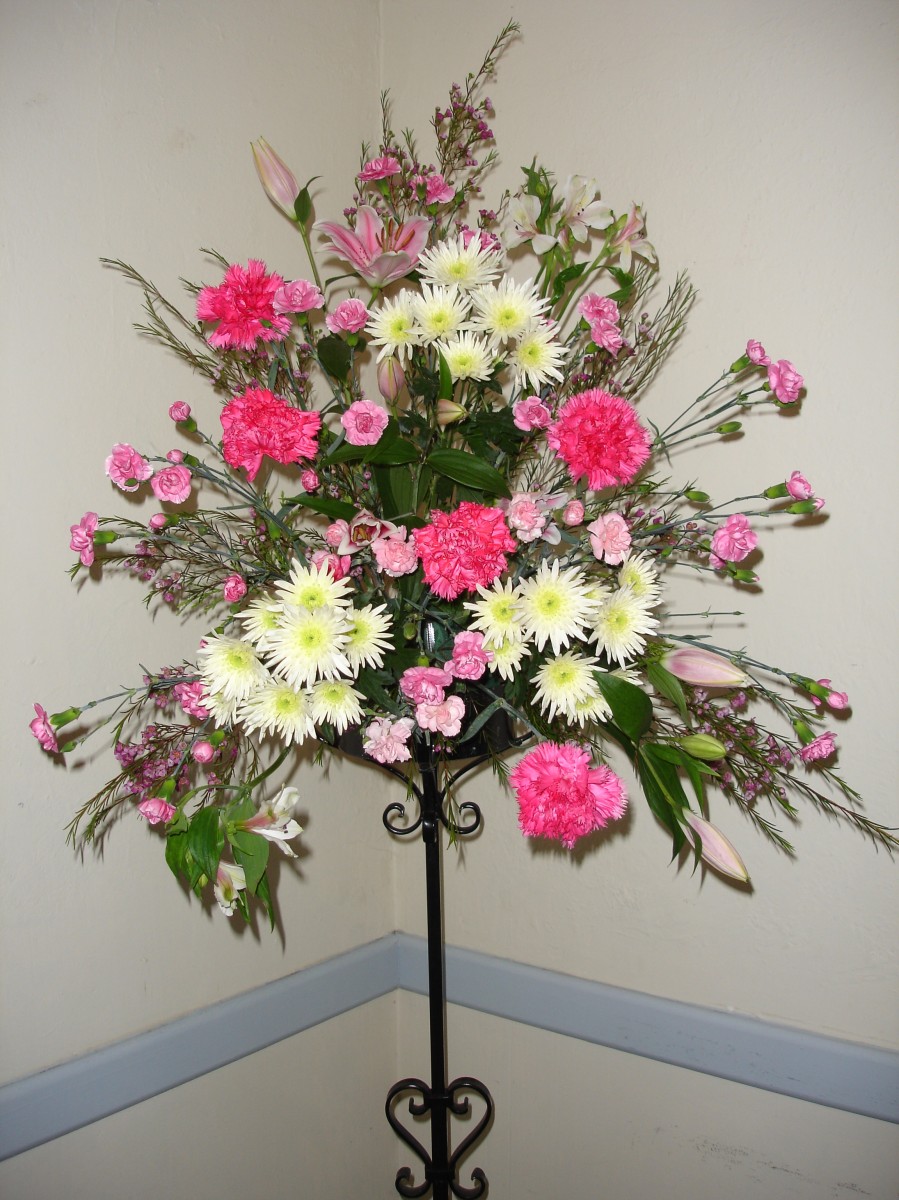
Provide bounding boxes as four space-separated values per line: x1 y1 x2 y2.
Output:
2 933 896 1161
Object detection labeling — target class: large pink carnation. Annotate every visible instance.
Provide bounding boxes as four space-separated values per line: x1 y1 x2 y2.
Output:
413 503 516 600
547 389 651 490
196 260 292 350
510 741 627 850
221 387 321 481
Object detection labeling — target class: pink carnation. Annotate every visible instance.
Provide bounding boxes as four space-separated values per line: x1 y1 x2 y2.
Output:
148 513 168 531
578 294 620 326
512 395 552 432
800 731 836 764
196 260 291 350
308 549 351 580
70 511 98 566
358 155 402 181
29 703 59 753
746 339 771 366
341 399 389 446
166 449 185 464
400 666 453 706
587 512 632 565
785 471 813 500
371 528 418 578
220 387 321 481
446 631 492 681
137 797 176 825
106 443 152 492
223 574 247 602
416 695 465 738
505 494 548 543
767 359 804 404
563 500 585 526
413 503 516 600
510 741 627 850
191 740 215 764
301 468 319 492
424 174 455 204
273 279 324 315
326 299 371 334
173 681 210 720
169 401 192 422
363 716 415 764
709 513 758 569
547 389 651 491
589 318 624 356
151 464 192 505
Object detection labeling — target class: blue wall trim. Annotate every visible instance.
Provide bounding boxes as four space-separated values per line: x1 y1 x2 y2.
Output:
2 933 897 1160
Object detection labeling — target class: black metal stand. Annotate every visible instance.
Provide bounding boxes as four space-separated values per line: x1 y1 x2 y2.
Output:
381 737 495 1199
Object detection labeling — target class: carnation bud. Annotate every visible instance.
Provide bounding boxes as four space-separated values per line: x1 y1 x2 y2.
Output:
678 734 728 761
251 137 301 220
662 647 748 687
436 398 467 427
93 531 118 545
763 483 790 499
191 740 215 764
792 719 815 745
50 706 82 728
168 402 192 422
729 354 750 372
685 489 710 503
154 777 177 800
786 499 817 515
731 568 757 582
683 812 750 883
377 356 405 402
208 730 228 747
715 421 742 435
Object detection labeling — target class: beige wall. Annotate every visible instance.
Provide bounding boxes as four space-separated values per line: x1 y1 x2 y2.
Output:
2 0 897 1194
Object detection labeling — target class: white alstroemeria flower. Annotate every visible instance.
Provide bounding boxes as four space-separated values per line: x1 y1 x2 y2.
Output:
240 785 304 857
557 176 613 247
506 194 557 256
214 862 247 916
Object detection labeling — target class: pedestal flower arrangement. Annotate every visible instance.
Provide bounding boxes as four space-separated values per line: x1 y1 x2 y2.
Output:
32 23 895 925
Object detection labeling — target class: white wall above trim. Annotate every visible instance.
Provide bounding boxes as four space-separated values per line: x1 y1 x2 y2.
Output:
1 935 896 1161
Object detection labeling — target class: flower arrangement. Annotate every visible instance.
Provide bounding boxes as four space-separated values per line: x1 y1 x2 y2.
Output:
32 22 896 926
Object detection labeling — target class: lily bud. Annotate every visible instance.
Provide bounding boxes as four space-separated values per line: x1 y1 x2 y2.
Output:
678 734 727 761
683 812 750 882
251 137 300 220
662 646 748 688
436 398 467 427
377 356 405 402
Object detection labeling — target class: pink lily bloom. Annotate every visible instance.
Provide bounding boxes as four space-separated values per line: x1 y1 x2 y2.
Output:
315 205 430 287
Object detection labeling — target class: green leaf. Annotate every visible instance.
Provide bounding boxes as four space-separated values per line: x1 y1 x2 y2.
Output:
437 351 453 401
646 662 688 723
373 464 414 520
294 176 320 227
256 871 276 931
457 697 503 743
328 419 418 466
594 674 653 743
228 829 270 895
164 823 189 882
282 493 357 521
317 334 352 380
425 449 511 498
640 744 690 811
187 806 224 885
551 261 588 300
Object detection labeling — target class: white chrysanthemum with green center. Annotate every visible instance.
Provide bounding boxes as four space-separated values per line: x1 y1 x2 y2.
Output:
309 679 365 734
533 651 602 722
572 682 613 727
412 283 471 343
464 578 523 647
275 559 352 612
344 604 393 671
592 586 658 666
265 606 351 688
617 552 661 604
485 636 531 682
517 559 602 654
366 293 421 363
237 682 316 744
435 331 493 382
508 322 566 391
237 595 284 650
417 235 502 291
470 277 548 347
198 634 272 703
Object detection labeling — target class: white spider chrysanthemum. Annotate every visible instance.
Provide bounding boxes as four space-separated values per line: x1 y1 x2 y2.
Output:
470 277 548 346
436 331 494 381
464 578 523 647
237 682 316 744
508 322 566 392
486 636 531 682
417 235 502 291
203 689 240 726
309 679 365 734
274 559 353 612
592 586 659 666
533 651 602 722
412 283 472 343
344 603 393 671
571 684 613 727
366 293 421 363
197 634 272 703
265 606 351 688
237 595 284 650
617 552 662 604
517 559 602 654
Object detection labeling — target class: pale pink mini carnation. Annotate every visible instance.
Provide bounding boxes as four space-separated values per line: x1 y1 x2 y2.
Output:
196 259 291 349
563 500 585 526
548 389 651 491
191 740 215 764
309 549 352 580
137 797 176 824
413 503 516 600
446 631 492 680
148 513 168 531
424 173 455 204
800 731 836 763
709 513 758 569
220 386 321 482
400 666 453 706
416 694 465 738
746 339 771 366
363 716 415 764
174 681 210 720
151 464 192 505
786 471 813 500
326 519 349 549
326 299 371 334
273 279 324 315
223 574 247 602
589 319 624 356
768 359 804 404
578 293 620 326
70 511 98 566
587 512 632 564
505 494 548 543
341 399 389 446
169 401 192 422
166 449 185 464
301 469 319 492
512 395 552 432
460 227 502 253
358 155 402 181
29 704 58 753
510 741 627 850
371 528 418 578
810 679 849 711
106 443 152 492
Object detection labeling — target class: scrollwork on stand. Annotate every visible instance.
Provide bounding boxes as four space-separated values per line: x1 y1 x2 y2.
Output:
386 1077 494 1199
